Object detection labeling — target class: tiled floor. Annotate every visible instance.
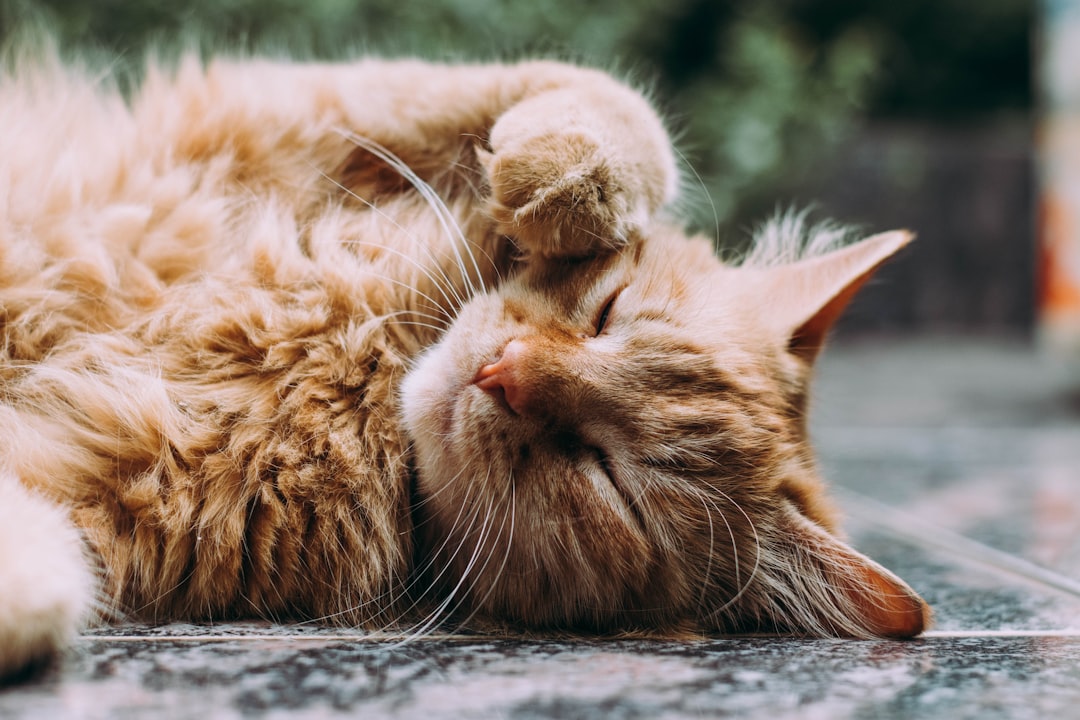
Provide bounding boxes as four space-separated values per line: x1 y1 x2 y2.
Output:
2 336 1079 719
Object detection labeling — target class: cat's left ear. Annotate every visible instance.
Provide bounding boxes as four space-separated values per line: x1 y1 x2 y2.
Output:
762 231 912 361
766 505 932 638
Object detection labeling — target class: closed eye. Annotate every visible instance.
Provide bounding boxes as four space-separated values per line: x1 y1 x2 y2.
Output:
588 445 645 529
589 445 615 483
594 289 621 336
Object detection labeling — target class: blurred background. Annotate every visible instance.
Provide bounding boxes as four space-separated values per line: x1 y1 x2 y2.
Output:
0 0 1036 336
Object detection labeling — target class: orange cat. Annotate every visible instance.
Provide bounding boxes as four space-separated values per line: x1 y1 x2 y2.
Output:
0 51 929 678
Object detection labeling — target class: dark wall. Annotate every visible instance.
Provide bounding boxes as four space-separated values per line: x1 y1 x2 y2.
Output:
805 122 1034 335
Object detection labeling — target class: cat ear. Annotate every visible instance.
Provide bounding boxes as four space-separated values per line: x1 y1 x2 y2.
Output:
761 231 912 361
767 506 931 639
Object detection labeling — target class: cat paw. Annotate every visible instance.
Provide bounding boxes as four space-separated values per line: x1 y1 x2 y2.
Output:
480 132 648 259
0 480 95 680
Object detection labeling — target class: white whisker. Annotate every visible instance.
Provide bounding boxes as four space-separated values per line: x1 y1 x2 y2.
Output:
451 469 516 630
333 129 488 298
314 170 464 315
673 144 719 245
703 484 762 620
689 487 718 613
396 470 493 641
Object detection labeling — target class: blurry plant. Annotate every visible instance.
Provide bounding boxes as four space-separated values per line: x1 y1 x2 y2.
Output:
658 3 886 234
0 0 1029 241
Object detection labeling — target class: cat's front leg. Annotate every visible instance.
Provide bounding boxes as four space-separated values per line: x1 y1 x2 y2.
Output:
482 64 679 259
0 478 96 679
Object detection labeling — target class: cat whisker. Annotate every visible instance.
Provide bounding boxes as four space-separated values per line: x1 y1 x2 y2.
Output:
408 478 469 514
688 487 718 614
377 308 451 328
397 474 494 641
432 484 499 618
370 464 490 637
418 463 517 639
686 485 748 622
346 235 467 317
444 470 516 632
312 177 468 317
314 171 465 315
357 269 458 326
672 145 720 246
700 483 762 622
334 130 488 299
382 319 451 336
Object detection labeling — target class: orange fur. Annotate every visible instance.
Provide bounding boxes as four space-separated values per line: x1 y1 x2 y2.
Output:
0 52 927 678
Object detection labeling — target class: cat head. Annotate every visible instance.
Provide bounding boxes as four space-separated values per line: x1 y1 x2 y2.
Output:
401 220 930 638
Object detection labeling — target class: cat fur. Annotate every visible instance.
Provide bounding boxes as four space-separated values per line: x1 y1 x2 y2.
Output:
0 49 928 677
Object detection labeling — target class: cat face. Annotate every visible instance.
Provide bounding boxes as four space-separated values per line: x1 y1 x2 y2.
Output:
401 223 930 638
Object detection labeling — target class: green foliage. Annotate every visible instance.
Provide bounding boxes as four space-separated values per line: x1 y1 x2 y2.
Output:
0 0 1030 237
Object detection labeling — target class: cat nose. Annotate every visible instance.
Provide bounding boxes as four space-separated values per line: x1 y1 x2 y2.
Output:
473 340 528 415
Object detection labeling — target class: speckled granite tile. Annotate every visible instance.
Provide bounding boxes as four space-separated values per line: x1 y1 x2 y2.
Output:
815 428 1080 578
7 521 1077 720
81 620 404 639
4 636 1080 719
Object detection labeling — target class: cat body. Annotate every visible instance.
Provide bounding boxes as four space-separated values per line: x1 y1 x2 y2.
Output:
0 50 927 678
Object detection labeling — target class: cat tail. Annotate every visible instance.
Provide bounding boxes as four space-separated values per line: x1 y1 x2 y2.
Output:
0 474 98 679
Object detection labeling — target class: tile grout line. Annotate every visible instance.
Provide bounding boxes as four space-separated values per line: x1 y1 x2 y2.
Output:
922 630 1080 638
78 630 1080 642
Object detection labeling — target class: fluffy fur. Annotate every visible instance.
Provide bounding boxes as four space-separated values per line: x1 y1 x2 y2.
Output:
0 49 929 678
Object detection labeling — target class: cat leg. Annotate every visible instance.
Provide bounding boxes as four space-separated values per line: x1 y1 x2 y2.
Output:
481 63 679 259
0 476 96 679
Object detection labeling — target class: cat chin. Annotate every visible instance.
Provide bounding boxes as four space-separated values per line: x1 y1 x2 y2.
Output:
400 348 456 446
400 291 515 459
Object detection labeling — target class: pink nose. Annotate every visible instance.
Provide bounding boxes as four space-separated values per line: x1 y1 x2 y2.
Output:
473 340 528 415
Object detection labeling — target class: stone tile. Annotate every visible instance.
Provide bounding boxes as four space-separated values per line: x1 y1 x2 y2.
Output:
4 635 1080 719
817 429 1080 580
